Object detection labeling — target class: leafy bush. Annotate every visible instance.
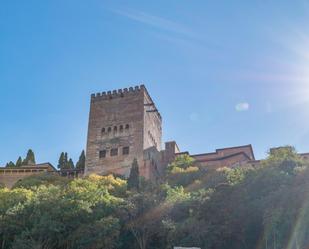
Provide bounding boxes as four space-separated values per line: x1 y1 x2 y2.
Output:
12 173 70 189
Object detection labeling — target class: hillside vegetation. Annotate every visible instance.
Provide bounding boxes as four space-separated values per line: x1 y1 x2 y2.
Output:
1 147 309 249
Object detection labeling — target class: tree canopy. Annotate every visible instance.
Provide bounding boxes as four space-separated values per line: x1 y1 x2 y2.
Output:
127 158 140 191
22 149 36 165
1 146 309 249
76 150 86 170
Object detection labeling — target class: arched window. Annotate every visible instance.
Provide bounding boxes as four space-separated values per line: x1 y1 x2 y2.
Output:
125 124 130 129
101 128 105 133
119 125 123 131
114 126 117 131
108 127 112 132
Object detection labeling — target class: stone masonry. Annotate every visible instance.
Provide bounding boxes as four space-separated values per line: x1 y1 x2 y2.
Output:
85 85 257 179
2 85 309 187
85 85 163 178
0 163 57 188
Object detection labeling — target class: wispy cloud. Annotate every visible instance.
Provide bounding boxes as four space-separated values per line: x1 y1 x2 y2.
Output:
109 7 220 58
111 8 194 38
235 102 250 112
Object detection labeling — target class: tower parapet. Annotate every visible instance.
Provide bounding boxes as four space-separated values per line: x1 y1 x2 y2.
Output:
85 84 162 178
91 85 145 102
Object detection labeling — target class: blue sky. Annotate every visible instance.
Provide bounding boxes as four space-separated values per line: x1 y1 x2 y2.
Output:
1 0 309 166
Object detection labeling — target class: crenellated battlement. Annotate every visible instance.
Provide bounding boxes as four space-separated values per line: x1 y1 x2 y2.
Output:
86 83 162 178
91 85 145 101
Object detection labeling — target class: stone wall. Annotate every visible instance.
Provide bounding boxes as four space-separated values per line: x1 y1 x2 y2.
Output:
194 152 251 170
176 145 255 170
84 84 257 179
143 89 162 151
85 85 163 178
0 163 56 188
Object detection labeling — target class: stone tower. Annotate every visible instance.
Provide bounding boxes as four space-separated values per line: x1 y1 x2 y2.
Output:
85 85 162 177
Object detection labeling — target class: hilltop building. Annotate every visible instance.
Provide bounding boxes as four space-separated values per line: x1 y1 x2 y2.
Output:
2 84 309 188
85 85 256 180
0 163 57 188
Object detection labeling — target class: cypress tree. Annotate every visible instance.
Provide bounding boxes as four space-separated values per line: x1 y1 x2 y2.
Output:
58 152 65 169
58 152 74 170
16 157 23 167
6 161 15 167
76 150 86 170
22 149 36 165
128 158 140 190
64 153 68 168
68 158 75 169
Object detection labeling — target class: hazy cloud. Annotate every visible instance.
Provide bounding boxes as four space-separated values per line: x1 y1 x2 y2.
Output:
109 8 220 56
189 112 199 122
235 102 250 112
111 8 195 39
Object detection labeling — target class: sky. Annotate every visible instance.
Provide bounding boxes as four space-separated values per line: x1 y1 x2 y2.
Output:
1 0 309 166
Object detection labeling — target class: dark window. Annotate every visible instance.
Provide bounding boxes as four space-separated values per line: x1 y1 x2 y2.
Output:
108 127 112 132
125 124 130 129
114 126 117 131
123 146 129 155
99 150 106 158
110 148 118 156
119 125 123 131
101 128 105 133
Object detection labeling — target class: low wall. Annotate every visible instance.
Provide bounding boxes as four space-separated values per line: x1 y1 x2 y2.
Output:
0 170 46 188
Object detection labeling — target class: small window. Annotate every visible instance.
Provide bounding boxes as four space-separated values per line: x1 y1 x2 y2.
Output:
110 148 118 156
123 146 129 155
108 127 112 132
101 128 105 133
114 126 117 131
125 124 130 129
119 125 123 131
99 150 106 158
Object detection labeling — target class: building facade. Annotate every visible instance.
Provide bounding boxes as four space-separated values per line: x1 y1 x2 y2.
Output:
2 85 309 187
177 144 255 170
85 85 256 179
85 85 164 178
0 163 57 188
0 85 257 186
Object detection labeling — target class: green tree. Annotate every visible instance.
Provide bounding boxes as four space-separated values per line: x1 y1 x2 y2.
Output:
69 217 120 249
64 152 68 164
128 159 140 190
76 150 86 170
124 189 166 249
22 149 36 165
5 161 15 167
58 152 74 170
16 157 23 167
57 152 65 169
169 154 195 170
68 158 75 169
58 152 73 170
0 178 123 249
13 173 69 189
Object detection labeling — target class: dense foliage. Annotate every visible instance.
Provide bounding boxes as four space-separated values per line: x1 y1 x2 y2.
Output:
58 151 85 170
5 149 36 167
1 146 309 249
